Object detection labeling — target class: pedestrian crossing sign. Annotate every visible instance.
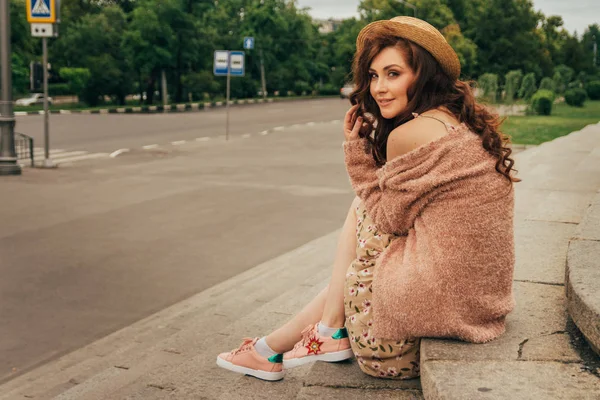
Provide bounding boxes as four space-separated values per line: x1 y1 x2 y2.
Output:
26 0 57 24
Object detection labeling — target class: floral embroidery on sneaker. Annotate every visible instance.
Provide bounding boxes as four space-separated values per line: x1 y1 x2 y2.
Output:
283 324 354 369
306 337 324 355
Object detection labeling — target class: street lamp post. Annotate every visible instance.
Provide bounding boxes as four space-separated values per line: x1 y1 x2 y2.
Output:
0 0 22 176
398 0 418 18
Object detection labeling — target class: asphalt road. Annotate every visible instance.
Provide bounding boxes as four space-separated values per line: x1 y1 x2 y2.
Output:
14 98 352 153
1 98 356 383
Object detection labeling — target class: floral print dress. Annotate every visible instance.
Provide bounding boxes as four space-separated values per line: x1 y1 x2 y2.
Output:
344 201 421 379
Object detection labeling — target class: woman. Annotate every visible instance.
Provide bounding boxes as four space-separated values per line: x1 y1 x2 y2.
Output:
216 16 517 381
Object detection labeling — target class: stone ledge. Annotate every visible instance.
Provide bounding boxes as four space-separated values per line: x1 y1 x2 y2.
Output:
565 190 600 357
566 238 600 356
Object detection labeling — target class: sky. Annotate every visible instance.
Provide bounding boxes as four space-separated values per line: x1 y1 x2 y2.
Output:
295 0 600 36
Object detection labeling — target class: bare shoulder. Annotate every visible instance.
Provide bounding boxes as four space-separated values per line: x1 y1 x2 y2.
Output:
386 116 451 161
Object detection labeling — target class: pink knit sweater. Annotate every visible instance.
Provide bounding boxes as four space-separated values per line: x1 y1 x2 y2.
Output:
343 125 516 343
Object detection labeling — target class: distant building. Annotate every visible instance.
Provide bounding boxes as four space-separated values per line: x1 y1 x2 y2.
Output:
315 18 344 34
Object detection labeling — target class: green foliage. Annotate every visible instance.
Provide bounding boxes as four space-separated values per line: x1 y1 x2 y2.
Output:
518 73 537 100
564 88 587 107
11 53 30 97
477 73 498 102
504 70 522 103
7 0 599 107
586 81 600 100
530 89 554 115
59 68 91 96
318 84 340 96
442 23 478 78
48 83 72 96
539 77 555 92
181 71 220 101
552 65 575 94
294 81 312 95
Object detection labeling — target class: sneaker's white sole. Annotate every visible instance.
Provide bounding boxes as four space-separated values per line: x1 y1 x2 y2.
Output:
283 348 354 369
216 357 284 381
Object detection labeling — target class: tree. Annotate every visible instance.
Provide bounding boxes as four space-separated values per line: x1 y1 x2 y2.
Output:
471 0 550 78
442 24 478 79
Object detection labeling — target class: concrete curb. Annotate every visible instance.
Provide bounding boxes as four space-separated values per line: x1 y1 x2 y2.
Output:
13 96 339 116
566 190 600 356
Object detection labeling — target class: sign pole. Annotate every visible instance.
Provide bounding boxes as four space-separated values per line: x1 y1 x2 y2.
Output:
226 51 231 141
42 37 52 167
260 48 266 100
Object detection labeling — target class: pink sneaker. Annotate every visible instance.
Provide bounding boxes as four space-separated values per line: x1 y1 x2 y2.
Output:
283 324 353 369
216 338 284 381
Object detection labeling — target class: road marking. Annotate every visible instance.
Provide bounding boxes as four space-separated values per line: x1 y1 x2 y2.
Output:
54 153 110 164
242 134 251 139
306 122 315 126
274 126 285 131
196 137 211 142
331 119 341 124
32 148 66 155
260 131 269 135
143 144 159 149
110 149 130 158
171 140 186 145
37 150 87 159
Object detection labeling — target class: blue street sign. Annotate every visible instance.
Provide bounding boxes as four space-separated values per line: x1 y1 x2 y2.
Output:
243 37 254 50
27 0 56 23
214 51 245 77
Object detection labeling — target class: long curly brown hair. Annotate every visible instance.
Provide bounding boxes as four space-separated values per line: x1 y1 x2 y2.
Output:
350 33 519 183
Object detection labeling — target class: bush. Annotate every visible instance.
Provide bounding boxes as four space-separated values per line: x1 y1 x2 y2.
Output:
294 81 311 96
504 70 522 103
518 73 537 100
564 88 587 107
539 77 555 92
48 83 73 96
586 80 600 100
318 83 340 96
477 73 498 102
530 89 554 115
553 65 575 94
59 67 91 97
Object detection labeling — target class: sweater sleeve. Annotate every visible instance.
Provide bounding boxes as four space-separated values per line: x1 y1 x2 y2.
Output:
343 137 456 235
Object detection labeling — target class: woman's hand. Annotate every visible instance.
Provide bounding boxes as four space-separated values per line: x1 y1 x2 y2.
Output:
344 104 363 142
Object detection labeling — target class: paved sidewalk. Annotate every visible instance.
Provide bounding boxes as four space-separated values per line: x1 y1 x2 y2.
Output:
1 123 599 399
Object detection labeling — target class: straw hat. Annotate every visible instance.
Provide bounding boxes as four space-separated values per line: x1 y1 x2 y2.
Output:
356 16 461 81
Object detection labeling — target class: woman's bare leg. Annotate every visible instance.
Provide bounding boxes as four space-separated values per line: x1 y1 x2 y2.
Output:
265 197 360 353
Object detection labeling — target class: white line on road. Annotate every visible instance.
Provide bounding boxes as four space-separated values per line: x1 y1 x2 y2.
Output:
110 149 130 158
196 137 211 142
242 134 251 139
33 147 66 155
306 122 315 126
143 144 159 149
35 150 87 159
171 140 186 145
331 120 341 124
274 126 285 131
260 131 269 135
54 153 110 164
